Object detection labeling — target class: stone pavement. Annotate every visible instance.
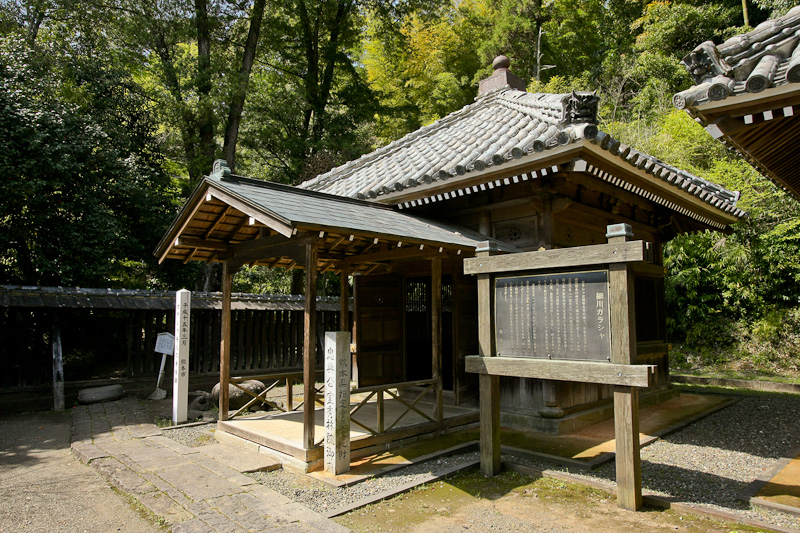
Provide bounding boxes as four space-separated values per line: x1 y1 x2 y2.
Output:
70 397 349 533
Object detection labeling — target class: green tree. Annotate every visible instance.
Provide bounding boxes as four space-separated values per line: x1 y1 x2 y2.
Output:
0 38 188 287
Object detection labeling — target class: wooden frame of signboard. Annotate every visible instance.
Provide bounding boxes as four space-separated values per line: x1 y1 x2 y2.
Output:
463 223 657 511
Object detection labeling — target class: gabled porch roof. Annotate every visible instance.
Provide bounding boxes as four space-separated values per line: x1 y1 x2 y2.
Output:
155 162 519 274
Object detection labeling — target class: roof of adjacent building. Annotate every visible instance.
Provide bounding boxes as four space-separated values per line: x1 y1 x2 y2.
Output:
0 285 345 311
674 6 800 109
298 86 745 222
673 7 800 201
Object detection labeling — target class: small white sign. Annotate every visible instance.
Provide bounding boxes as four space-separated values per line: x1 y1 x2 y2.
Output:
155 332 175 355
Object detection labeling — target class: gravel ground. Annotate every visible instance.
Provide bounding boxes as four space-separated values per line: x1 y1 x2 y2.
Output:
250 451 479 514
163 393 800 530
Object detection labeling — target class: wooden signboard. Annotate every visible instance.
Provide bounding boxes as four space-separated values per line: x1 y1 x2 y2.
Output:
464 223 655 512
495 271 611 361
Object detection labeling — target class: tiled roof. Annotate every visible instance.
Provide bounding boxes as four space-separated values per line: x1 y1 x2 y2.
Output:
582 134 746 223
298 87 744 223
674 5 800 109
0 286 344 311
207 173 521 252
298 89 600 200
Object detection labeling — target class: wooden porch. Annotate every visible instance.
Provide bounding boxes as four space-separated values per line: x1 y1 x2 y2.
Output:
216 394 478 471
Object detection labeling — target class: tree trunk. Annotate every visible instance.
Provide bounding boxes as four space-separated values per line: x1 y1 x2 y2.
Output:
195 0 215 179
222 0 267 171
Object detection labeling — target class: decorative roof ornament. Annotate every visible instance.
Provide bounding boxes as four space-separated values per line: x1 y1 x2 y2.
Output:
681 41 733 85
565 91 599 125
212 159 232 180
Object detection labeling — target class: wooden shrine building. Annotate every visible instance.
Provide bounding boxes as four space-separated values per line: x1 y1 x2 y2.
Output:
674 5 800 199
157 57 746 470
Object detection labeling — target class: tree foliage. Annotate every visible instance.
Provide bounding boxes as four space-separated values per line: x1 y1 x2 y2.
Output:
0 37 189 287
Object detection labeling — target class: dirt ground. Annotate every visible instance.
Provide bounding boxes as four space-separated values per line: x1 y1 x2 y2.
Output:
0 409 164 533
335 469 768 533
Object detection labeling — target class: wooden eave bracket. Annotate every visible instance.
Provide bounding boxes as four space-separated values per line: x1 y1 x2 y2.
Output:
465 355 656 388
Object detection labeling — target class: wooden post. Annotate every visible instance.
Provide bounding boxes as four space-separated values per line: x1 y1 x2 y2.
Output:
220 263 233 421
286 377 293 411
431 256 444 425
340 271 350 332
607 223 642 511
52 315 64 411
477 241 501 476
304 240 318 450
377 391 384 433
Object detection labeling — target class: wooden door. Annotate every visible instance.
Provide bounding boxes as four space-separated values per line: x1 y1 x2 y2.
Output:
354 274 405 387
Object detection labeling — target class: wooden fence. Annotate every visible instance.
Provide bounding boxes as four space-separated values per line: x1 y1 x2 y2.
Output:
0 287 344 391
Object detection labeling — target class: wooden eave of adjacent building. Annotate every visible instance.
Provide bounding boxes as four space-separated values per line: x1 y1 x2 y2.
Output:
155 174 517 275
686 84 800 202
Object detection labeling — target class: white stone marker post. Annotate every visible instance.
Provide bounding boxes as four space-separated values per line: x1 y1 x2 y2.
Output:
173 289 191 424
324 331 351 474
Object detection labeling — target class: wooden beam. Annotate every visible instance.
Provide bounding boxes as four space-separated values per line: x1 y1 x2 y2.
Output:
431 257 443 425
219 260 235 421
207 187 294 237
607 224 642 511
464 240 651 275
303 240 318 450
465 356 654 387
227 236 311 269
338 245 440 265
177 237 229 251
203 206 231 239
475 242 500 477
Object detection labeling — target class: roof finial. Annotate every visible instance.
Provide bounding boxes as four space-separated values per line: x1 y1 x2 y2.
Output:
492 55 511 71
478 55 526 97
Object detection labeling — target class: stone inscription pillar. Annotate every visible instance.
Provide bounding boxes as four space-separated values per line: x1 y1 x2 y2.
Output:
324 331 351 475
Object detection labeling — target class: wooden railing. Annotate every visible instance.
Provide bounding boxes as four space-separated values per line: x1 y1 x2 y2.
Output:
229 370 325 419
349 378 440 435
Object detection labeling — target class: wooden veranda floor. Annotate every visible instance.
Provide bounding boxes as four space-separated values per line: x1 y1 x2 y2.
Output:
216 397 479 471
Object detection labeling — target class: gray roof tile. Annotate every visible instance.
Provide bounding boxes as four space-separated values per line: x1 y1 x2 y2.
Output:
297 87 742 221
210 174 520 252
298 89 601 200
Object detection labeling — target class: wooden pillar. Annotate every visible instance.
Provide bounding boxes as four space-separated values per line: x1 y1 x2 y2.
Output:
477 242 501 476
219 261 234 421
52 314 65 411
607 223 642 511
340 271 349 332
431 256 443 425
304 240 318 450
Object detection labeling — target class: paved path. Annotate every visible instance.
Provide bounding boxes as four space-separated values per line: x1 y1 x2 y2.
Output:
70 397 348 532
0 409 159 532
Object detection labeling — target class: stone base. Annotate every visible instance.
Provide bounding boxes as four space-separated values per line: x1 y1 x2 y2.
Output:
500 385 680 435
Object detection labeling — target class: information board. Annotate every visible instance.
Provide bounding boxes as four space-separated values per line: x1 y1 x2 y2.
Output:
495 270 611 361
